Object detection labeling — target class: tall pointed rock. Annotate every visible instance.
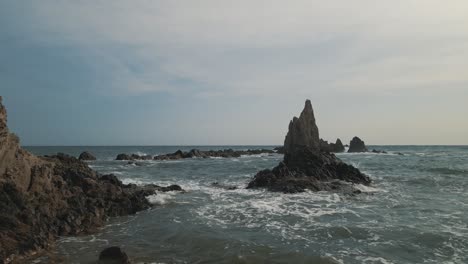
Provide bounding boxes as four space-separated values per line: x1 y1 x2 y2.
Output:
284 99 320 155
248 99 371 193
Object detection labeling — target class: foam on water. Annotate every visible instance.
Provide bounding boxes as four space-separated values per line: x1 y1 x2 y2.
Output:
24 145 468 263
147 192 177 205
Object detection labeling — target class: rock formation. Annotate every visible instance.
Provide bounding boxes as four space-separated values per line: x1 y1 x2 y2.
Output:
115 148 276 161
284 100 320 156
98 247 130 264
0 97 183 262
247 100 371 193
320 138 345 153
348 137 368 153
78 151 97 161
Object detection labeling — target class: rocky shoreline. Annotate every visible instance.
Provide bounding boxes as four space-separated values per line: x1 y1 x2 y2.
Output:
247 100 371 194
0 97 183 262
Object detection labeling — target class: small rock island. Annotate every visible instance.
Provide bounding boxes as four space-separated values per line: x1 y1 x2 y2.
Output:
247 100 371 193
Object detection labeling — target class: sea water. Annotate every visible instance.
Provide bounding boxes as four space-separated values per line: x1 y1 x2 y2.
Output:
25 145 468 264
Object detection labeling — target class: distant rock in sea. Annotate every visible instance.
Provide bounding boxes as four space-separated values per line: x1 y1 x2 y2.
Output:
115 148 276 161
78 151 97 160
348 136 368 153
247 100 371 193
320 138 345 153
273 146 285 154
0 97 183 262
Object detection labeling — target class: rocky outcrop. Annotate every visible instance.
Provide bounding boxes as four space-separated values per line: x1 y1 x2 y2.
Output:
115 149 276 161
248 100 370 193
284 100 320 157
320 138 345 153
0 97 183 262
273 146 285 154
98 247 130 264
78 151 96 161
348 137 368 153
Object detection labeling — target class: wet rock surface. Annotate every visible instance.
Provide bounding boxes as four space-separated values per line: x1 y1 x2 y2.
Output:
248 100 371 194
98 247 130 264
0 97 182 262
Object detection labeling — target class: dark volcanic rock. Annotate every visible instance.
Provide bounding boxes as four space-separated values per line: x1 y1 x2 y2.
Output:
248 100 371 193
371 149 387 154
211 182 238 190
0 98 178 262
320 138 345 153
116 153 132 160
273 146 285 154
113 148 276 161
98 247 130 264
78 151 97 161
333 139 345 152
284 100 320 158
348 137 368 153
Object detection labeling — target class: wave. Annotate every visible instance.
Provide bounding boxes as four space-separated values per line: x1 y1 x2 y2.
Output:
427 167 468 176
147 192 177 205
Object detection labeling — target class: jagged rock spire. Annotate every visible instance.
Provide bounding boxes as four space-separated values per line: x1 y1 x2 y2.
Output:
283 99 320 155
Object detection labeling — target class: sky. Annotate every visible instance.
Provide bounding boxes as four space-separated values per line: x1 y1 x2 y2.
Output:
1 0 467 146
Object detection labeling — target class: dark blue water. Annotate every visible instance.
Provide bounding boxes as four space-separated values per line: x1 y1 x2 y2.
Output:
25 146 468 264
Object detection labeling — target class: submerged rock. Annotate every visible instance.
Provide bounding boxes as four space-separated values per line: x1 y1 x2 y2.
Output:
0 97 177 262
98 247 130 264
348 137 368 153
211 182 238 190
248 100 370 193
78 151 96 160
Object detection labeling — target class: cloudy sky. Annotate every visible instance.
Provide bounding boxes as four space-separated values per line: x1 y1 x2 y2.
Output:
1 0 467 145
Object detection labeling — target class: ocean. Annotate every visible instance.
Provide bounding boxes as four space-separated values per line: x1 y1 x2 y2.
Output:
25 145 468 264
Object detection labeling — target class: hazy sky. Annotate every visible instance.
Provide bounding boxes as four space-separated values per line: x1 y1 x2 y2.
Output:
1 0 467 145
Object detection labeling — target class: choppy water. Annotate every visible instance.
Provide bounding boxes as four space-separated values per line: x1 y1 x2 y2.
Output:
25 145 468 264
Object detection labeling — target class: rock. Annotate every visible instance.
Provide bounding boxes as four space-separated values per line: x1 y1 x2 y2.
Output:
151 148 274 160
160 184 183 192
78 151 96 161
348 137 368 153
321 138 345 153
371 149 387 154
0 98 179 261
0 97 7 134
211 182 238 190
116 153 132 160
273 146 285 154
284 99 320 157
334 138 345 152
98 247 130 264
248 100 371 193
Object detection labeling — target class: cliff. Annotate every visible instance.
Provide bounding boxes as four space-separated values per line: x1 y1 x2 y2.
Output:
0 97 176 262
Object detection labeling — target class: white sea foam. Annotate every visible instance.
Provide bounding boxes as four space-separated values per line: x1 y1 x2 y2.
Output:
356 256 395 264
121 178 146 185
147 192 176 205
354 184 385 193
